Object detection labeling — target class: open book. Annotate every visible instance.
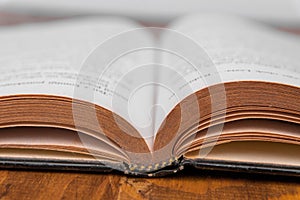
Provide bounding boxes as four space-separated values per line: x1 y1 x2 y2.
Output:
0 14 299 176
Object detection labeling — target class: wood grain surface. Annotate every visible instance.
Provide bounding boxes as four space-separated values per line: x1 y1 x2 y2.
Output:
0 169 300 200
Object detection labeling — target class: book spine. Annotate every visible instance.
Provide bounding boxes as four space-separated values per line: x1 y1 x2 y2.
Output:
122 156 184 177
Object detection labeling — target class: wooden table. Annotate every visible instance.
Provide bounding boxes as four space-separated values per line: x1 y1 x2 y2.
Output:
0 12 300 200
0 169 300 199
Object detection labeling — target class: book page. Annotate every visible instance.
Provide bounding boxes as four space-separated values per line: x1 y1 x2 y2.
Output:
153 14 300 134
0 17 157 143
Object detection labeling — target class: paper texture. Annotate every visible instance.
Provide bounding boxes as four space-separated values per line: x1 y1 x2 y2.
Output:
0 15 299 142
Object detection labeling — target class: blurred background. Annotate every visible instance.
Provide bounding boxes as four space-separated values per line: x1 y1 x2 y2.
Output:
0 0 300 29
